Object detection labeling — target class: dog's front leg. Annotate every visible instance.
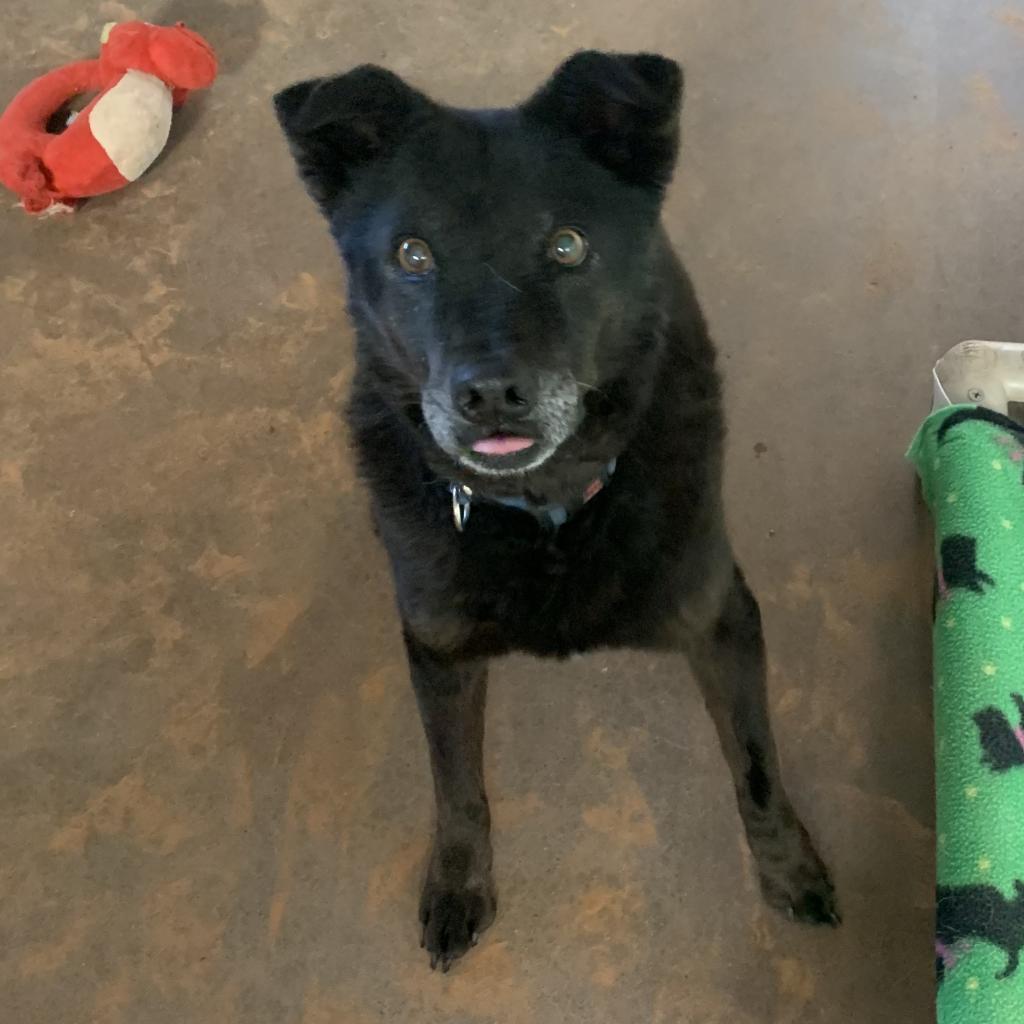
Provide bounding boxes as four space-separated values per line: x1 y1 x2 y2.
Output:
404 631 496 970
683 567 840 926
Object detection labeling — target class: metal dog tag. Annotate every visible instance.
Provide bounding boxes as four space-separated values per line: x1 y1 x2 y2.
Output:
450 483 472 532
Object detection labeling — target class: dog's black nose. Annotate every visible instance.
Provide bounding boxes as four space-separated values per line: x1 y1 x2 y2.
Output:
452 365 536 423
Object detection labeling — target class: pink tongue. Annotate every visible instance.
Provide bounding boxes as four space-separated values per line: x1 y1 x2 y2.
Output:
472 434 535 456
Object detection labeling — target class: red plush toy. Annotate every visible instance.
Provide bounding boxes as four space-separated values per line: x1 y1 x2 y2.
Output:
0 21 217 214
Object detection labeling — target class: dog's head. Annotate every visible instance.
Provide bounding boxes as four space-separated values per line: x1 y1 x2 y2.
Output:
275 52 682 478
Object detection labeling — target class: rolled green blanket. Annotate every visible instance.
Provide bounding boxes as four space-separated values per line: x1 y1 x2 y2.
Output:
909 403 1024 1023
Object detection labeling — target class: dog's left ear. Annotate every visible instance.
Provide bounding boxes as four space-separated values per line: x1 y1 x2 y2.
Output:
523 51 683 192
274 66 433 215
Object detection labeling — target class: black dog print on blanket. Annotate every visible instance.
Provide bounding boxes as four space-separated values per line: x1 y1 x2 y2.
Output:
974 694 1024 774
937 407 1024 485
938 535 995 598
937 881 1024 984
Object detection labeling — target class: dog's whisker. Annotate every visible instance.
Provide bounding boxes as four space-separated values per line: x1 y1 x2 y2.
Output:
571 378 611 401
483 262 523 294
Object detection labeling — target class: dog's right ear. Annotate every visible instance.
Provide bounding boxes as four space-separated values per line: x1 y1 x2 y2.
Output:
273 66 431 215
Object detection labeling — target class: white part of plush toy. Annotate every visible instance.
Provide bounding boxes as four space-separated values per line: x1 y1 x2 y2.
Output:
88 69 173 181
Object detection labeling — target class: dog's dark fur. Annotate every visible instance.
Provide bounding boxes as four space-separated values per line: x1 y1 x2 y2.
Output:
274 51 837 970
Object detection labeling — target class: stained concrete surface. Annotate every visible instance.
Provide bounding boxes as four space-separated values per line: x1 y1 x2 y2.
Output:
3 0 1023 1020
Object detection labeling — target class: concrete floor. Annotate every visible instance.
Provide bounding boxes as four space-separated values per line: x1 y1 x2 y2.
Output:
3 0 1024 1020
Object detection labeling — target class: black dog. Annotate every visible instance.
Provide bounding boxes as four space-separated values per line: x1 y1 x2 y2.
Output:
274 51 837 970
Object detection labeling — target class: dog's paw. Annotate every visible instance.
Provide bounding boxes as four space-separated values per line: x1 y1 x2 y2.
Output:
419 881 496 971
760 846 840 927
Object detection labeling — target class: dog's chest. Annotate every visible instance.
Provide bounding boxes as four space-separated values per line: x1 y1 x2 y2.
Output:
431 503 675 656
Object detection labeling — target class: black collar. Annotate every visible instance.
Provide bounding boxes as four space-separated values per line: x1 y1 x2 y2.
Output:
448 458 618 532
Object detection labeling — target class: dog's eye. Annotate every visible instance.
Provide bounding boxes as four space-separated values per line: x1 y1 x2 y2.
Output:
396 238 435 275
549 227 588 267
